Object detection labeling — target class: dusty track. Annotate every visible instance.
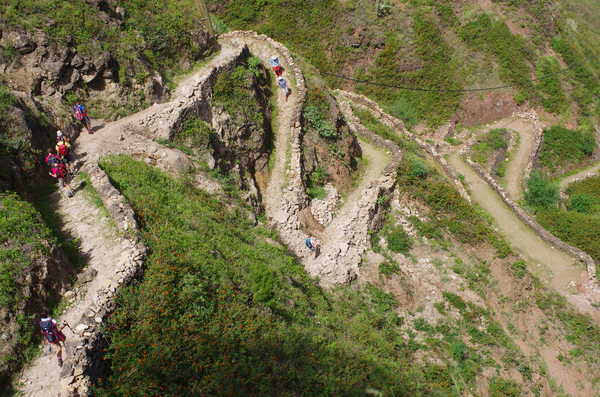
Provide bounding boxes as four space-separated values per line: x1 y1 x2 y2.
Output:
17 32 407 396
448 153 600 319
559 161 600 191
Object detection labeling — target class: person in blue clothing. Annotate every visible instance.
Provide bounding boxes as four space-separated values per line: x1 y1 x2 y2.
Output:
304 236 321 257
72 102 92 134
277 77 291 102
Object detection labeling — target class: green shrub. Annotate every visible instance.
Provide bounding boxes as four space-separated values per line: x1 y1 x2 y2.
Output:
566 174 600 203
174 118 215 149
489 377 521 397
387 97 419 128
510 260 527 279
538 125 596 173
0 85 15 122
379 261 400 277
409 157 429 179
471 128 508 166
387 225 412 253
536 56 568 114
307 166 329 199
525 172 560 209
249 262 278 304
304 105 337 139
568 193 599 214
213 64 265 126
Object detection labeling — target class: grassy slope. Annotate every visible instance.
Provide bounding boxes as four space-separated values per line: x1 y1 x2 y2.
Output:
210 0 600 127
95 148 600 395
96 155 457 396
0 193 54 386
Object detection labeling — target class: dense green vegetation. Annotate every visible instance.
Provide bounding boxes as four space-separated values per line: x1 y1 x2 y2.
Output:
356 10 461 126
526 173 600 275
527 175 600 275
211 0 600 127
0 0 207 79
471 128 508 168
212 60 269 127
0 193 53 310
524 172 560 209
537 125 596 175
566 175 600 213
458 13 534 100
96 155 463 396
0 193 54 385
535 56 568 114
552 35 600 115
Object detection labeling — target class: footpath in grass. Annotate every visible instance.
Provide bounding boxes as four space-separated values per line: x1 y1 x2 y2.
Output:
96 155 458 396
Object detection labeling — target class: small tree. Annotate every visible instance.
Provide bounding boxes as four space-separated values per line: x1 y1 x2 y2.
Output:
525 172 559 209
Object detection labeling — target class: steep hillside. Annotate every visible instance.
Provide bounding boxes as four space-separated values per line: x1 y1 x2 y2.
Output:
1 1 600 397
210 0 600 127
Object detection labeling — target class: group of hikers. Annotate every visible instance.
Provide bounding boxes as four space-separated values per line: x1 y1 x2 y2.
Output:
270 56 291 101
44 103 91 198
38 57 308 369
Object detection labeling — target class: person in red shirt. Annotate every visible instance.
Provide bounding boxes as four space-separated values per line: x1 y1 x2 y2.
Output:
40 314 67 367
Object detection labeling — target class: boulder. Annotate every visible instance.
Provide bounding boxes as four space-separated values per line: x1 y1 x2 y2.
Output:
2 31 36 54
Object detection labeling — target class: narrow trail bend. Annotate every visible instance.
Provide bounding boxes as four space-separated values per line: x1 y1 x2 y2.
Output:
449 153 600 320
481 117 539 201
559 161 600 191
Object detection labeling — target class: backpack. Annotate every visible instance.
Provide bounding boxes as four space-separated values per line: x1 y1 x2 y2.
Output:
45 153 60 167
40 319 65 344
304 238 314 250
57 142 69 157
51 163 67 178
73 104 86 121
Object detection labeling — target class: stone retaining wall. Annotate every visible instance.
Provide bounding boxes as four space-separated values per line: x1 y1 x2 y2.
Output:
336 90 471 202
308 93 404 284
515 110 544 185
465 156 598 285
61 166 147 396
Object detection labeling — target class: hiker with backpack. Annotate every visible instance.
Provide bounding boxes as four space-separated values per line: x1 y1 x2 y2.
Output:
72 102 92 134
270 55 284 77
40 314 67 367
277 77 291 102
46 152 74 198
304 236 321 257
55 131 74 174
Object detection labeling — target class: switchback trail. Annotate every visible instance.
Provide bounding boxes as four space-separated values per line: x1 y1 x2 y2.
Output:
485 117 538 201
449 153 599 319
17 32 407 396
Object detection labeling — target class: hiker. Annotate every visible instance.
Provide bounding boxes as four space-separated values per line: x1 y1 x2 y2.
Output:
55 131 74 174
270 55 283 77
40 315 67 367
304 237 321 257
46 152 74 198
277 77 291 102
72 102 92 134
